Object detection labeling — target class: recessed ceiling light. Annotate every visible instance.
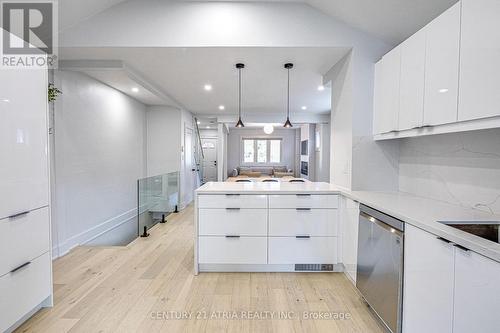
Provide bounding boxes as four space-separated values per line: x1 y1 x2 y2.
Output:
1 98 9 103
131 87 139 93
218 105 225 110
197 121 201 125
439 88 449 93
301 106 307 110
204 84 212 91
318 85 325 91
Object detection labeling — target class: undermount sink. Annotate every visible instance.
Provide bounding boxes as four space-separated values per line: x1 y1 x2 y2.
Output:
438 221 500 244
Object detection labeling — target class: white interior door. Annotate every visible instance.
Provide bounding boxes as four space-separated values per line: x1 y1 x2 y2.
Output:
201 138 217 182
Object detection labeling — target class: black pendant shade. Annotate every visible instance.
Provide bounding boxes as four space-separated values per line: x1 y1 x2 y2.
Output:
235 63 245 128
283 63 293 128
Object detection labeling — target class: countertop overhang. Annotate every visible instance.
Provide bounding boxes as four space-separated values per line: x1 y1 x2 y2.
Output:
196 181 500 263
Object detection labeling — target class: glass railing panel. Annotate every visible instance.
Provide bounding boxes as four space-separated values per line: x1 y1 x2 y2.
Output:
137 171 180 237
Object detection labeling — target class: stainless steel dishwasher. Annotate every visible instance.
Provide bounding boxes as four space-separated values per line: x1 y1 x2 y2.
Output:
356 204 404 333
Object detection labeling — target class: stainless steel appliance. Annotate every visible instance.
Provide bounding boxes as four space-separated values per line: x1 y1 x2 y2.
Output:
357 205 404 333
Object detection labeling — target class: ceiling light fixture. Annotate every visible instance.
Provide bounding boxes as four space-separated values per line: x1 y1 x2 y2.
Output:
318 85 325 91
439 88 449 93
263 124 274 135
235 63 245 128
218 105 225 110
204 84 212 91
301 106 307 110
283 63 294 128
131 87 139 93
197 121 201 125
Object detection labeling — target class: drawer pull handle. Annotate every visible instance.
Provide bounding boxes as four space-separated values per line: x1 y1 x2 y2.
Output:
453 244 470 252
296 208 311 211
225 194 240 197
296 235 310 239
10 261 31 273
8 210 30 219
296 194 311 197
437 237 452 244
225 235 240 238
226 208 240 211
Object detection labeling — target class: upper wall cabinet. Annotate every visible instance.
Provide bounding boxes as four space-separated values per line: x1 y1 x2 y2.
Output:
423 2 461 126
373 47 401 135
373 0 500 140
398 30 426 131
458 0 500 121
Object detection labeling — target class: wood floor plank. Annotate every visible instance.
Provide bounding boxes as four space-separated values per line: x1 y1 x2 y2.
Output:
16 204 384 333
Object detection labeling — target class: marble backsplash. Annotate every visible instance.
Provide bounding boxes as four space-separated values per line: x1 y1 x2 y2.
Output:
399 128 500 216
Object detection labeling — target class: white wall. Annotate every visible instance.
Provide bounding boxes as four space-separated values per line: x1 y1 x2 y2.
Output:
227 127 297 176
399 128 500 215
146 106 181 176
52 70 147 257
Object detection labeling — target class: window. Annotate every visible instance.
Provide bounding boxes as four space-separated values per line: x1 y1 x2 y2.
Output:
242 138 282 164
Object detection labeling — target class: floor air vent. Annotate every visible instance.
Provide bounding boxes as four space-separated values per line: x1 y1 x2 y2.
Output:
295 264 333 271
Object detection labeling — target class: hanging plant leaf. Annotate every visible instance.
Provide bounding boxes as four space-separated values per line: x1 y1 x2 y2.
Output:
48 83 62 102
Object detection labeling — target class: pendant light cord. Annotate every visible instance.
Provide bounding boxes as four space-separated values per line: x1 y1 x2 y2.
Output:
287 67 290 119
238 67 242 119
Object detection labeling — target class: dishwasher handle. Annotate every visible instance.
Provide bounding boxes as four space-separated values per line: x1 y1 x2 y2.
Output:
360 211 404 236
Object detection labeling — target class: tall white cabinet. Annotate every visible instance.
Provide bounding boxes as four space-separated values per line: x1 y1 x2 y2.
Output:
0 68 52 332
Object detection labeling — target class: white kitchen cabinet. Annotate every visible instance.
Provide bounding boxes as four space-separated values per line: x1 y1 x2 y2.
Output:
0 252 51 333
453 248 500 333
268 237 337 265
198 236 267 264
398 30 426 131
458 0 500 121
197 194 267 209
373 47 401 135
0 207 50 277
198 208 267 236
340 197 359 283
268 194 338 209
403 225 454 333
269 209 338 237
423 2 461 126
0 68 49 220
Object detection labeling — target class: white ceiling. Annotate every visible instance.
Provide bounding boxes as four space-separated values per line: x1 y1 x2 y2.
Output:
60 47 349 115
59 0 458 45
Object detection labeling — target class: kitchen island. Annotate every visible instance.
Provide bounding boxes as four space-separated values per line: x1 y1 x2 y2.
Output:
194 182 342 274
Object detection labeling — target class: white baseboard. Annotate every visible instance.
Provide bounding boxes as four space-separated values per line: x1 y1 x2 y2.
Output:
52 207 138 259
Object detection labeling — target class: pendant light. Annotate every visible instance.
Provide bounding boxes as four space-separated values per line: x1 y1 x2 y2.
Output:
235 63 245 128
283 63 293 128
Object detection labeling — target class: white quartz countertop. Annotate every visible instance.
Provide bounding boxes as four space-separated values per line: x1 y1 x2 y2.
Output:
196 182 500 262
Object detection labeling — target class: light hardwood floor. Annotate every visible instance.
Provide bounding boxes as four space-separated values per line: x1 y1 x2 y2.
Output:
16 205 385 333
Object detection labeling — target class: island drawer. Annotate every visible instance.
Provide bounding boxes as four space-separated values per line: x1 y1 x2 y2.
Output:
197 194 267 209
269 194 338 209
269 209 338 236
268 237 338 264
198 236 267 264
198 208 267 236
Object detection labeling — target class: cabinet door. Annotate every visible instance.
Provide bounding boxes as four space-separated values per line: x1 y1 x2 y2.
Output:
0 69 49 219
458 0 500 121
399 30 426 130
453 248 500 333
340 197 359 283
373 47 401 134
423 2 460 126
403 225 454 333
